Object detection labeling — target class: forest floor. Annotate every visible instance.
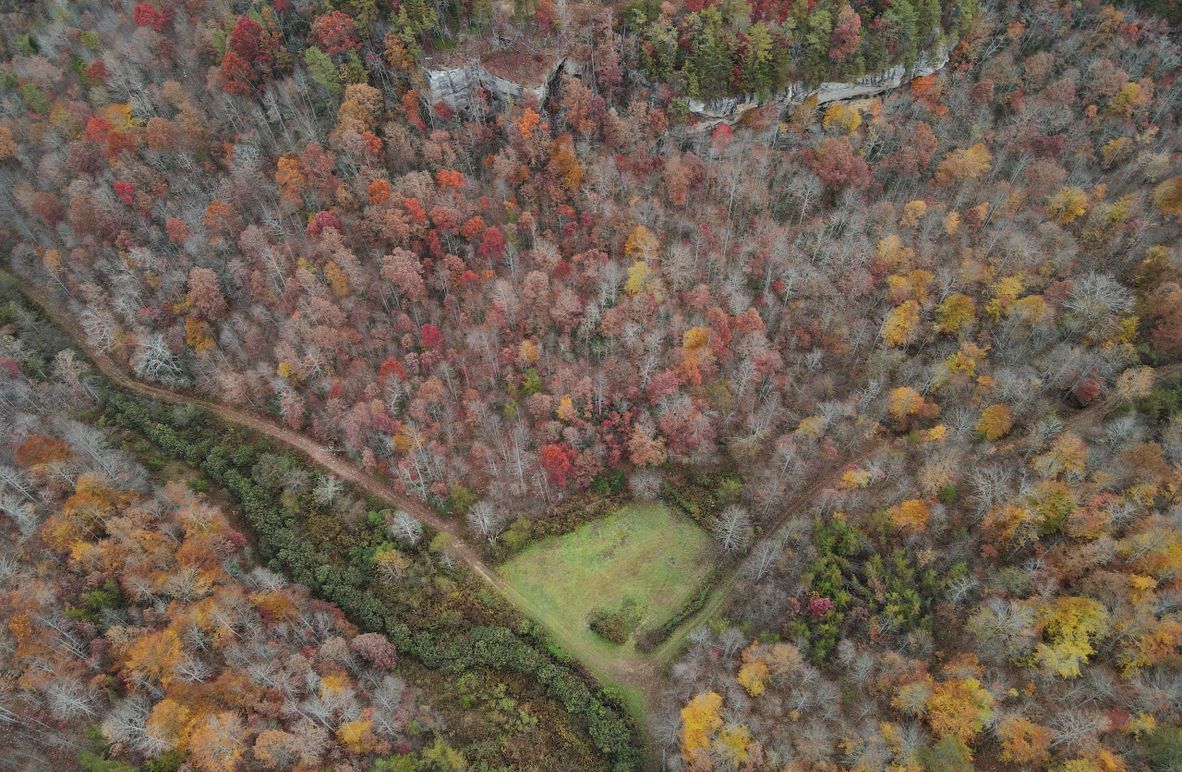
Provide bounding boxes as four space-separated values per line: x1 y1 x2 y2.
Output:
5 268 1169 768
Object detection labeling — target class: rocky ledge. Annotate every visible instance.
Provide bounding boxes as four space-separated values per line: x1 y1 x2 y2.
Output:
684 46 949 125
424 46 948 125
424 57 578 113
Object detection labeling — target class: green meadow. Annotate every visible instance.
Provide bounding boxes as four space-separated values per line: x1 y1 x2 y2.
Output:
500 502 712 655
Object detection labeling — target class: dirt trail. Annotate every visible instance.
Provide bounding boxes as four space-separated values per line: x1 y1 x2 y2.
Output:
9 269 1173 766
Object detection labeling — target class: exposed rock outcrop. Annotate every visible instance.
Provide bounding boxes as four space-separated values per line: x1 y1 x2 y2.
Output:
423 46 949 127
425 57 579 113
686 46 950 127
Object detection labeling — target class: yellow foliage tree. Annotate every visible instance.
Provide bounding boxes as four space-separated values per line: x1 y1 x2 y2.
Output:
555 394 577 422
943 349 977 379
840 468 872 489
934 293 976 335
926 677 994 743
934 143 992 185
1100 136 1133 166
324 261 351 297
982 503 1039 548
901 199 928 227
681 691 723 768
550 134 583 194
122 627 184 687
822 102 861 134
944 210 961 235
518 339 540 365
0 124 14 161
975 404 1013 441
985 274 1025 319
373 545 410 581
887 386 937 427
274 155 306 210
624 224 660 261
184 316 214 352
794 415 826 439
337 718 377 754
737 657 769 697
891 499 932 532
1048 186 1089 224
624 260 654 295
887 269 934 304
713 723 754 766
997 715 1052 766
1034 596 1110 678
105 102 134 129
877 234 914 267
882 300 921 347
146 699 195 751
1008 294 1052 326
42 248 62 275
1108 81 1149 117
683 326 709 351
1033 432 1088 480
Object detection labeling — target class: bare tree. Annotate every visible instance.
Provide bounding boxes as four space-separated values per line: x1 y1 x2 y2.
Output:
312 474 343 506
743 539 779 582
132 333 188 387
388 510 423 546
628 469 662 500
712 505 752 553
1050 709 1108 752
466 500 504 544
44 678 98 721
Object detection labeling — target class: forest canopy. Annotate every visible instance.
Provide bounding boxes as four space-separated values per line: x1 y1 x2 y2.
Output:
2 0 1182 769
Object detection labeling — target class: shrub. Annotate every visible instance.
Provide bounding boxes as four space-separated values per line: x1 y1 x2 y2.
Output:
588 605 637 645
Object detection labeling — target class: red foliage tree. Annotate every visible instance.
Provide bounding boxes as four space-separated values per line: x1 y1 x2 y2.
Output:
306 210 341 238
113 181 135 206
478 226 505 261
312 11 360 55
132 3 169 32
220 51 255 95
829 6 862 62
228 17 265 63
221 17 275 94
420 323 443 349
805 136 872 191
540 443 577 487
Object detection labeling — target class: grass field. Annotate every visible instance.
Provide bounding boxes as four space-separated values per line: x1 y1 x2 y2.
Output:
500 502 713 655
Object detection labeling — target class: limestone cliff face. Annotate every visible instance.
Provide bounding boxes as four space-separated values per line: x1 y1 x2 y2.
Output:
423 46 948 123
685 46 950 125
424 57 577 113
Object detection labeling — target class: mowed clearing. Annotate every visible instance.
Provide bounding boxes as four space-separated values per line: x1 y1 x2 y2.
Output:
500 502 712 655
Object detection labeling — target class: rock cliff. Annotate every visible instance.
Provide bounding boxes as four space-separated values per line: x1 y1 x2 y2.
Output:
424 57 578 113
423 46 948 125
686 46 949 127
